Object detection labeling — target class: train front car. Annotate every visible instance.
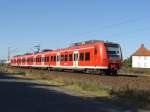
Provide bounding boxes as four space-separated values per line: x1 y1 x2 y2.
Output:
104 42 123 75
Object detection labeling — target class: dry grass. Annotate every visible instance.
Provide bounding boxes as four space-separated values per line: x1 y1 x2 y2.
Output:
110 86 150 109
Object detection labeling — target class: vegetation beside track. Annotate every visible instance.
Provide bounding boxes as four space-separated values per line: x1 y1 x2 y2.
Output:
0 65 150 109
119 57 150 76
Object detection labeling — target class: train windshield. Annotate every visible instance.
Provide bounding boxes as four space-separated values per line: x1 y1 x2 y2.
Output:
105 43 122 58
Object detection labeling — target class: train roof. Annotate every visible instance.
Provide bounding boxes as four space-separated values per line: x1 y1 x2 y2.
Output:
69 40 103 47
11 40 120 58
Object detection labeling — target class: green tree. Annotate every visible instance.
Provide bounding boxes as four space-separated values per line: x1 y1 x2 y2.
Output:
123 57 132 68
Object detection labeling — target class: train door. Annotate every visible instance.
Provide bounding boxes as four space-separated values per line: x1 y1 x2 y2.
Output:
73 51 78 68
33 55 36 66
56 53 60 67
94 47 98 67
42 54 44 66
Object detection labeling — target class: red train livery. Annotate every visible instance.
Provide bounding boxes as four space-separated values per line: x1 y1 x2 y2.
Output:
10 40 123 75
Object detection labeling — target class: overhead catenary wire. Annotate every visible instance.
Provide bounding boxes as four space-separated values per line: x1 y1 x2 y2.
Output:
72 15 150 39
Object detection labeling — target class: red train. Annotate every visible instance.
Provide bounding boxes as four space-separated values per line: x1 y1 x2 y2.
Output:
10 40 123 75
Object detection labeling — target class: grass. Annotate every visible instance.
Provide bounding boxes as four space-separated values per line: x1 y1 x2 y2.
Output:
110 86 150 109
3 68 109 96
119 65 150 76
25 71 109 96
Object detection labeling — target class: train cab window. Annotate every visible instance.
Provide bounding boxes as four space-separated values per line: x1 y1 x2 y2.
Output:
69 54 73 61
65 54 68 61
80 53 84 61
85 52 90 61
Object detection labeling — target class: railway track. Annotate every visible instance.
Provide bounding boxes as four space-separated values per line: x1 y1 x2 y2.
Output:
2 66 150 91
9 66 149 78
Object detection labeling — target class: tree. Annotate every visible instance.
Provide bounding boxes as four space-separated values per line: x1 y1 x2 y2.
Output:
123 57 132 68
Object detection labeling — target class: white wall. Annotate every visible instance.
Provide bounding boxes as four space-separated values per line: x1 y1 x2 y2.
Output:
132 56 150 68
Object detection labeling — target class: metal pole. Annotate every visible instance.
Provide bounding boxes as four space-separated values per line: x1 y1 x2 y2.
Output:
8 47 11 61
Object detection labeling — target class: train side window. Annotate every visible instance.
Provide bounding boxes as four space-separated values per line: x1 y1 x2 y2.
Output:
56 56 59 61
51 56 53 62
47 57 49 62
61 55 64 61
69 54 73 61
85 52 90 61
57 56 60 61
59 56 61 61
80 53 84 61
49 56 51 61
44 57 46 62
65 54 68 61
54 56 56 62
94 48 97 55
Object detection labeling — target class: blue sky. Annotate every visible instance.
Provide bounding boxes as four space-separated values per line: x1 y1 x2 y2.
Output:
0 0 150 59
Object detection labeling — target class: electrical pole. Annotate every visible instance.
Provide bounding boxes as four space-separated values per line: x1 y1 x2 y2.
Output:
34 45 41 53
8 47 11 61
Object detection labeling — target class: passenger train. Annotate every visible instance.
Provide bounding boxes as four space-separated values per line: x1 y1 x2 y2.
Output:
10 40 123 75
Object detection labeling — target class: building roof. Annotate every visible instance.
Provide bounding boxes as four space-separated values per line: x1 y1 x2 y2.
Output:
132 44 150 56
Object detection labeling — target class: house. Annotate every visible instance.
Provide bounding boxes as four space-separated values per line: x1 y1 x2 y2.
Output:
132 44 150 68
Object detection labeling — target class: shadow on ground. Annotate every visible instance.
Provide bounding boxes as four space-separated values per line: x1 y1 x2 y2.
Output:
0 72 149 112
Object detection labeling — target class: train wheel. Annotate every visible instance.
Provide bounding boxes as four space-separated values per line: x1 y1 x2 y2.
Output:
112 70 118 76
